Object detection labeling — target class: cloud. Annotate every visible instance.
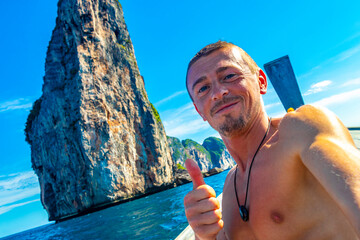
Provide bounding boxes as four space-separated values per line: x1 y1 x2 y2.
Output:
334 43 360 63
298 42 360 80
0 171 39 207
264 102 281 109
162 102 212 138
154 90 187 107
0 199 40 215
0 171 37 190
269 110 286 118
341 77 360 87
165 118 210 137
298 65 322 80
304 80 332 96
0 98 33 113
311 88 360 108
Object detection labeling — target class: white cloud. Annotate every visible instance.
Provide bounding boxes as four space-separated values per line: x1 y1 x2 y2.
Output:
304 80 332 96
269 111 286 118
0 199 40 215
265 102 281 109
210 132 221 139
341 77 360 87
165 118 210 137
298 42 360 80
0 98 33 113
0 171 40 207
154 90 187 107
334 44 360 63
311 88 360 108
162 102 212 139
0 171 37 190
0 187 40 208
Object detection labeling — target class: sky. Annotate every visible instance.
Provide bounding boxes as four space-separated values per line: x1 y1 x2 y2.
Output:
1 0 360 237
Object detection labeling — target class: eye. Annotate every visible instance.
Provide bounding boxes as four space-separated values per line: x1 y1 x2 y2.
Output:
224 73 236 81
198 85 209 94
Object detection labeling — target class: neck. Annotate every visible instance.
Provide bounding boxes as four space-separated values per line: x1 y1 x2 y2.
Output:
221 114 272 172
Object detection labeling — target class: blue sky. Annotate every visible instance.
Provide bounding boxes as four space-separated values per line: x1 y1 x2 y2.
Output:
1 0 360 237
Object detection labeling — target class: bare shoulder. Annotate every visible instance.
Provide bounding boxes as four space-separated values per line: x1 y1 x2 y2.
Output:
277 104 355 146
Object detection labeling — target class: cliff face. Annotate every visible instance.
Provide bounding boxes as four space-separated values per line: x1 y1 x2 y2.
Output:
182 139 213 171
168 136 235 172
25 0 174 221
203 137 234 169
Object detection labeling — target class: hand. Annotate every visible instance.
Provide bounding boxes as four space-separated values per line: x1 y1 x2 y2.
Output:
184 159 224 240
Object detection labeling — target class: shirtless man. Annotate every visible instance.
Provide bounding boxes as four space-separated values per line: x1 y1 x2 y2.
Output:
183 41 360 239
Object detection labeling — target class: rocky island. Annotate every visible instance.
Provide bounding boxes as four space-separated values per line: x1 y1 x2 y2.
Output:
25 0 234 221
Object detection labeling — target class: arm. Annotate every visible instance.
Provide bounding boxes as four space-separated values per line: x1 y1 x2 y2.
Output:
283 105 360 236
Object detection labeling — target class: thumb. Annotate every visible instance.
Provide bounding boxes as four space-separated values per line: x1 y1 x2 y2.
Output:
185 158 205 189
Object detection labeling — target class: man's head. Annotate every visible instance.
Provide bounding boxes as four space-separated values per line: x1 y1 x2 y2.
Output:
186 41 267 137
186 41 259 101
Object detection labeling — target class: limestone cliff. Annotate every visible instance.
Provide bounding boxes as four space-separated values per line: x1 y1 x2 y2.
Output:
203 137 234 169
182 139 213 171
25 0 174 221
168 136 235 172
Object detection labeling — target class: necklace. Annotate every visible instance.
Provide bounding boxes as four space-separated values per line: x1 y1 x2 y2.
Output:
234 117 271 222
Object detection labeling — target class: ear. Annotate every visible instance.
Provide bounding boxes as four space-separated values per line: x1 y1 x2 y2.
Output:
258 69 267 94
193 103 207 121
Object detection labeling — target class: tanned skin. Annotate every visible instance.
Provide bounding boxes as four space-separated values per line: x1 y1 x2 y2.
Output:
183 46 360 239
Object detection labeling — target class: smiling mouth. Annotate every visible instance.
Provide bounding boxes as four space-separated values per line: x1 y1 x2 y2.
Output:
214 102 239 115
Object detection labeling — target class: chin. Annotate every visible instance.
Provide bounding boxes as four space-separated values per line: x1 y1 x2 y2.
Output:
216 114 247 137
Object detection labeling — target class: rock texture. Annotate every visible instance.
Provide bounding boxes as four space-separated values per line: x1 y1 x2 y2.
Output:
203 137 234 170
168 136 235 172
25 0 174 221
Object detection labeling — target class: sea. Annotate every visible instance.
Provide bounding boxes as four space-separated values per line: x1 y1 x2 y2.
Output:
2 130 360 240
1 170 227 240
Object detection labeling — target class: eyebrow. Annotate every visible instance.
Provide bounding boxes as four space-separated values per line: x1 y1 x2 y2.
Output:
216 66 228 74
192 76 207 91
191 67 233 91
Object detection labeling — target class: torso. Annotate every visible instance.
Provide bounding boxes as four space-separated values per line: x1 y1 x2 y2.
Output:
220 117 358 240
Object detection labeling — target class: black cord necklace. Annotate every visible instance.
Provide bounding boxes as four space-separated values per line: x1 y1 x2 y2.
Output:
234 117 271 222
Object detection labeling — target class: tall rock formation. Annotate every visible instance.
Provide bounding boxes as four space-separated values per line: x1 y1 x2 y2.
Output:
168 136 235 172
25 0 174 221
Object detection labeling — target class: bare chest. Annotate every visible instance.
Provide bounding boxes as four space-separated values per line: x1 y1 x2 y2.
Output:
221 140 357 239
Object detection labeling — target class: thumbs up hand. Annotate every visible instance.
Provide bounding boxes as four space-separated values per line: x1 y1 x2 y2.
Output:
183 159 224 240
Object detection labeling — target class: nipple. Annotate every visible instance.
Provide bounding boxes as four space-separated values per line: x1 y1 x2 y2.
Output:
270 211 284 224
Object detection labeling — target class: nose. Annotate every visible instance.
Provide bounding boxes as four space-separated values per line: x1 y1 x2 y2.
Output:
211 83 229 101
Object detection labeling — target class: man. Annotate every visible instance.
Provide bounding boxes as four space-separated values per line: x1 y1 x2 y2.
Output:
183 41 360 239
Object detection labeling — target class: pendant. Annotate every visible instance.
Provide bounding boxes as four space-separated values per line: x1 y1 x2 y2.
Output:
239 205 249 222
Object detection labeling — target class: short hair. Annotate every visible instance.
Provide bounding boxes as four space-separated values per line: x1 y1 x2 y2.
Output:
186 41 259 101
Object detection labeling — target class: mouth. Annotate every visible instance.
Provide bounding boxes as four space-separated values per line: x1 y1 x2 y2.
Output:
213 101 239 115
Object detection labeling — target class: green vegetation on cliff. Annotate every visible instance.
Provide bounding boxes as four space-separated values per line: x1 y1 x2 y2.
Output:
182 139 211 162
150 103 162 124
176 163 186 170
203 137 226 162
167 136 184 160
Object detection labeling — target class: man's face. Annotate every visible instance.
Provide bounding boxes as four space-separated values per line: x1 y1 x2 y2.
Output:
187 47 267 137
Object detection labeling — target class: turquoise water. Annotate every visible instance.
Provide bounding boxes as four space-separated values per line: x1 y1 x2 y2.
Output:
1 171 228 240
2 131 360 240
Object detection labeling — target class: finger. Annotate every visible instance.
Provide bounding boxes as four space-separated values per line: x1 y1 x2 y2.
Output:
185 197 220 218
191 209 222 226
184 185 217 210
193 219 224 239
185 158 205 189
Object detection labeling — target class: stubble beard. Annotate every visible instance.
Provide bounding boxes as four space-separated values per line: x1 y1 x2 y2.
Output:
218 113 249 137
